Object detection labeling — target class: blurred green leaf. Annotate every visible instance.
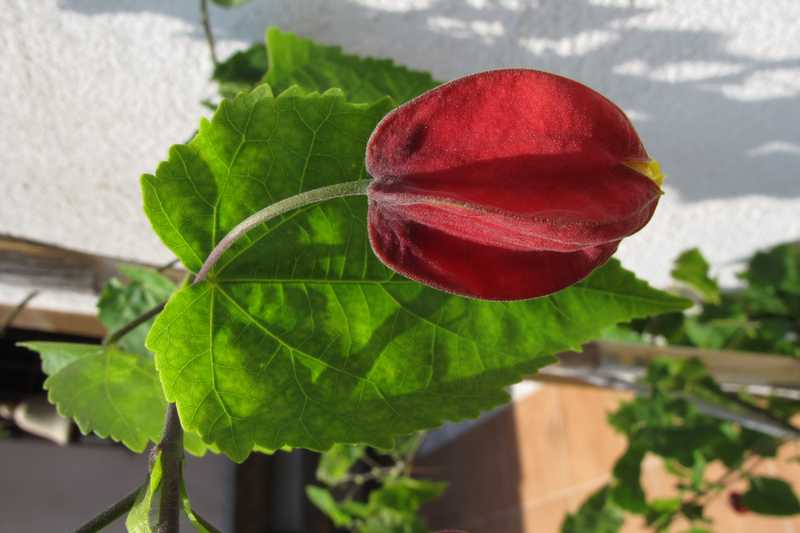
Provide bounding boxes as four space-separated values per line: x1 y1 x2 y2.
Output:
213 43 268 99
305 485 354 527
672 248 721 304
367 477 447 514
317 444 366 485
98 265 176 356
561 485 623 533
610 446 647 514
645 497 681 531
741 476 800 516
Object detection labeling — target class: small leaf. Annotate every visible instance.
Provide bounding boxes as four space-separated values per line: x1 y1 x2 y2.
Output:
741 476 800 516
213 43 268 99
645 498 681 530
367 477 447 514
181 480 223 533
98 265 176 356
126 454 163 533
561 485 623 533
25 341 166 452
305 485 354 527
671 248 720 303
20 341 207 456
265 27 439 104
317 444 366 485
610 446 648 514
690 450 707 491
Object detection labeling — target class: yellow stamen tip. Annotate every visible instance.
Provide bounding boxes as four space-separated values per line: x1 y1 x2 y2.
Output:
624 159 664 188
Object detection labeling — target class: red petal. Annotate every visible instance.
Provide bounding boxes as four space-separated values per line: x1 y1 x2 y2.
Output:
366 69 659 300
369 205 619 300
367 69 649 181
368 157 659 251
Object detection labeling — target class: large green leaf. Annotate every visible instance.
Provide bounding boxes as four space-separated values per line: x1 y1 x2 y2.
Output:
21 341 207 455
142 84 689 461
98 264 176 356
264 27 439 104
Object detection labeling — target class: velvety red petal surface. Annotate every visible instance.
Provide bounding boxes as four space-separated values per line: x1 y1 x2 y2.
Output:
366 69 659 299
369 205 619 300
366 69 649 181
368 157 659 252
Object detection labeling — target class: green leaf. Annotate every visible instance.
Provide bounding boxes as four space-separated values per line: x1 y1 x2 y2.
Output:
142 85 689 461
360 512 427 533
671 248 720 304
741 476 800 516
744 243 800 295
561 485 623 533
690 450 707 491
367 477 447 514
98 265 176 356
610 446 648 514
21 341 207 456
126 454 163 533
305 485 354 527
265 27 439 104
645 498 681 531
214 43 268 99
317 443 366 485
24 341 166 452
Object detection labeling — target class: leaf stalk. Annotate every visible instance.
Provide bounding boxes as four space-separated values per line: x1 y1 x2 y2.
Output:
73 484 142 533
157 404 184 533
194 179 372 284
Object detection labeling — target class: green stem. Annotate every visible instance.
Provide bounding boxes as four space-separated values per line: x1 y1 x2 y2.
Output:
73 485 142 533
194 179 372 284
199 0 218 66
157 404 184 533
0 290 38 335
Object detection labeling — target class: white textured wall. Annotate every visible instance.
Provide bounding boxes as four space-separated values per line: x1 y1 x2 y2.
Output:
1 0 799 313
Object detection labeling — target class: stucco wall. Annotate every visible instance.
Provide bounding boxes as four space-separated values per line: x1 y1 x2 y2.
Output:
1 0 799 313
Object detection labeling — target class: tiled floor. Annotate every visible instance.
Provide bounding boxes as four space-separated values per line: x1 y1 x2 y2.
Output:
420 382 800 533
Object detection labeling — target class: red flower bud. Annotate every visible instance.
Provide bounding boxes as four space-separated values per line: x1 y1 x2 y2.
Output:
366 69 663 300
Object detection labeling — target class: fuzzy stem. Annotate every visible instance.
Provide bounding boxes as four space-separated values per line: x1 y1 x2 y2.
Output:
157 404 184 533
194 179 372 284
199 0 218 66
102 301 166 347
73 485 141 533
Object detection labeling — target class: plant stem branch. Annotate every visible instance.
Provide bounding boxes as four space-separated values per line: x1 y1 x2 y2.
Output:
200 0 218 66
157 404 184 533
194 179 372 284
102 301 166 347
73 484 142 533
0 290 38 335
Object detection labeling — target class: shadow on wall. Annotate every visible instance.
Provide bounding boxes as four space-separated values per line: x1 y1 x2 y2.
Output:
61 0 800 203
